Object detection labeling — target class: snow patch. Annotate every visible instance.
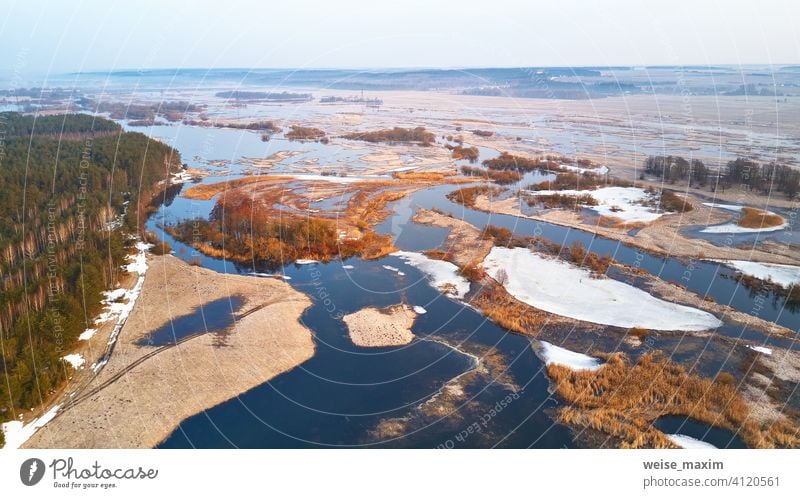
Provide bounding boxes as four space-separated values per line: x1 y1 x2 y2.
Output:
483 247 722 331
528 186 665 223
92 241 150 357
62 353 85 370
539 341 603 371
1 404 60 449
386 165 419 173
382 265 406 276
702 202 743 213
719 260 800 288
747 345 773 355
394 251 470 299
78 328 97 341
248 272 291 280
171 170 194 184
91 359 108 373
701 222 786 234
667 434 718 449
559 164 609 175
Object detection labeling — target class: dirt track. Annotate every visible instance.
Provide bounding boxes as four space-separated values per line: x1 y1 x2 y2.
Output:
25 255 314 448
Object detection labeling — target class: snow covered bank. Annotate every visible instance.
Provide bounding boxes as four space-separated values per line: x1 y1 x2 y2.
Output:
483 247 722 331
248 272 292 280
701 222 786 234
667 434 718 449
559 164 609 176
719 260 800 288
700 206 786 233
702 202 743 213
1 404 60 449
90 241 151 370
539 341 603 371
527 186 665 223
394 251 470 299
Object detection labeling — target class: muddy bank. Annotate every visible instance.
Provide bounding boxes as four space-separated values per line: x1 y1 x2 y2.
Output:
25 255 314 448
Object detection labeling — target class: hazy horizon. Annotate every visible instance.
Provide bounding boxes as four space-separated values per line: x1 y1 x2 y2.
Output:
1 0 798 79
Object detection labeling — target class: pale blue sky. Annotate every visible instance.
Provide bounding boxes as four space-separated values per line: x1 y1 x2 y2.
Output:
1 0 798 76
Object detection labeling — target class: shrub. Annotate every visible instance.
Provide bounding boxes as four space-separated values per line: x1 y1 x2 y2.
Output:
737 207 784 229
461 165 519 184
659 190 693 212
715 372 736 386
285 125 326 141
459 261 485 281
482 224 514 246
629 327 649 340
446 185 503 208
527 193 598 209
449 145 480 162
548 351 797 448
483 152 543 172
423 250 454 262
472 129 493 137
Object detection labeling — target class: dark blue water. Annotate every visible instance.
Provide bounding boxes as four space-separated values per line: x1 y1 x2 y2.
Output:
653 415 748 449
148 175 797 448
160 257 572 448
136 296 245 347
409 184 800 334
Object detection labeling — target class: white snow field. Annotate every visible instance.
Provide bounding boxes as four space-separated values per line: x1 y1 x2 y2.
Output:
483 247 722 331
528 186 665 223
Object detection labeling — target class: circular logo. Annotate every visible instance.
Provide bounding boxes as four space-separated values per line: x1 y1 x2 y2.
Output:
20 458 46 486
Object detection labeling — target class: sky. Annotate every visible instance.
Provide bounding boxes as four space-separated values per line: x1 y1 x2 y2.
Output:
1 0 798 78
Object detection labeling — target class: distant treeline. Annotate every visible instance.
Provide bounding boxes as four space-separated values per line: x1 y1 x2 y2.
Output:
462 80 640 100
0 113 180 434
78 98 203 123
643 155 800 198
215 91 312 102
